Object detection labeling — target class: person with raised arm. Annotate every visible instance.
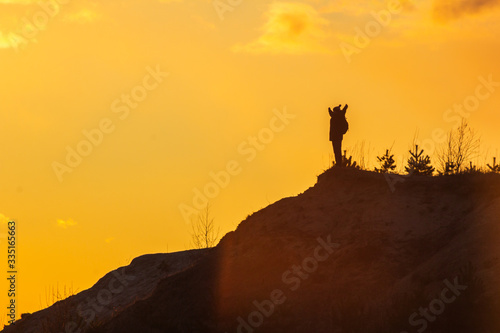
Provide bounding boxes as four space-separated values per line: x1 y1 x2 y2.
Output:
328 104 349 167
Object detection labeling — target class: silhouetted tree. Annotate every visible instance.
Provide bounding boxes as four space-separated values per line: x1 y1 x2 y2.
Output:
487 157 500 173
463 161 480 174
375 149 396 173
436 120 480 174
405 145 434 175
442 161 457 175
191 205 220 249
340 150 360 169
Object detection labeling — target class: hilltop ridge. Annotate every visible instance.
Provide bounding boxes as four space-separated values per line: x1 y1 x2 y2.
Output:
4 168 500 332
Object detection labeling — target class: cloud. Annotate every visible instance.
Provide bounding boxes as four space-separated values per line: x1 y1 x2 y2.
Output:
302 0 417 15
233 2 330 54
0 214 9 240
0 0 36 3
433 0 500 21
0 32 13 49
63 2 102 24
63 8 100 23
313 0 381 15
0 0 100 50
0 213 10 224
57 218 78 229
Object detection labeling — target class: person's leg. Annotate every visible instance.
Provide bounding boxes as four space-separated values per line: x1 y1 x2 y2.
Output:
331 141 336 165
339 137 343 166
333 138 342 167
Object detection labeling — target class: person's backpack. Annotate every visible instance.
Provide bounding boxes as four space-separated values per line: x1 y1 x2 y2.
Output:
340 114 349 134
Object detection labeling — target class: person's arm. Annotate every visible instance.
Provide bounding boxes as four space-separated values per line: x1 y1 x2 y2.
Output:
342 104 348 115
328 107 334 117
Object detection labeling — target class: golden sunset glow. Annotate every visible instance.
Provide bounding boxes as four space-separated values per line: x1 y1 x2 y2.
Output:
1 0 499 321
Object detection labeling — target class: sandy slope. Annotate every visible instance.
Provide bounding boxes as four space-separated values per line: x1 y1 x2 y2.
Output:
1 249 208 333
4 168 500 333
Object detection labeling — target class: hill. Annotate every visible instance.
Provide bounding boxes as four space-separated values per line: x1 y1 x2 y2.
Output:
4 168 500 332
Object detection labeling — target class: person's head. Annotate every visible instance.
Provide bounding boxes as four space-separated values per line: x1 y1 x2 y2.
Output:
333 105 341 112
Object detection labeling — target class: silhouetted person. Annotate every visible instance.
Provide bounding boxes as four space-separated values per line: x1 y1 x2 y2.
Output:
329 104 349 167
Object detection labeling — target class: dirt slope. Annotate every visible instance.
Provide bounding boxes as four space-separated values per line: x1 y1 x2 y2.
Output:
4 168 500 332
2 249 208 333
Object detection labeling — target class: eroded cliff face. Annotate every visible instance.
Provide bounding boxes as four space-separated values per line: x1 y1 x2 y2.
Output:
6 168 500 333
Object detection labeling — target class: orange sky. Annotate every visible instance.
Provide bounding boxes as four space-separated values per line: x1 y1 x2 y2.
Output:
0 0 499 320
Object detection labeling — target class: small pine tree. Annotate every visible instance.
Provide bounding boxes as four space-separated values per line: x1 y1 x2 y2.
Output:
487 157 500 173
341 150 359 169
443 161 457 175
463 161 480 174
405 145 434 176
375 149 396 173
